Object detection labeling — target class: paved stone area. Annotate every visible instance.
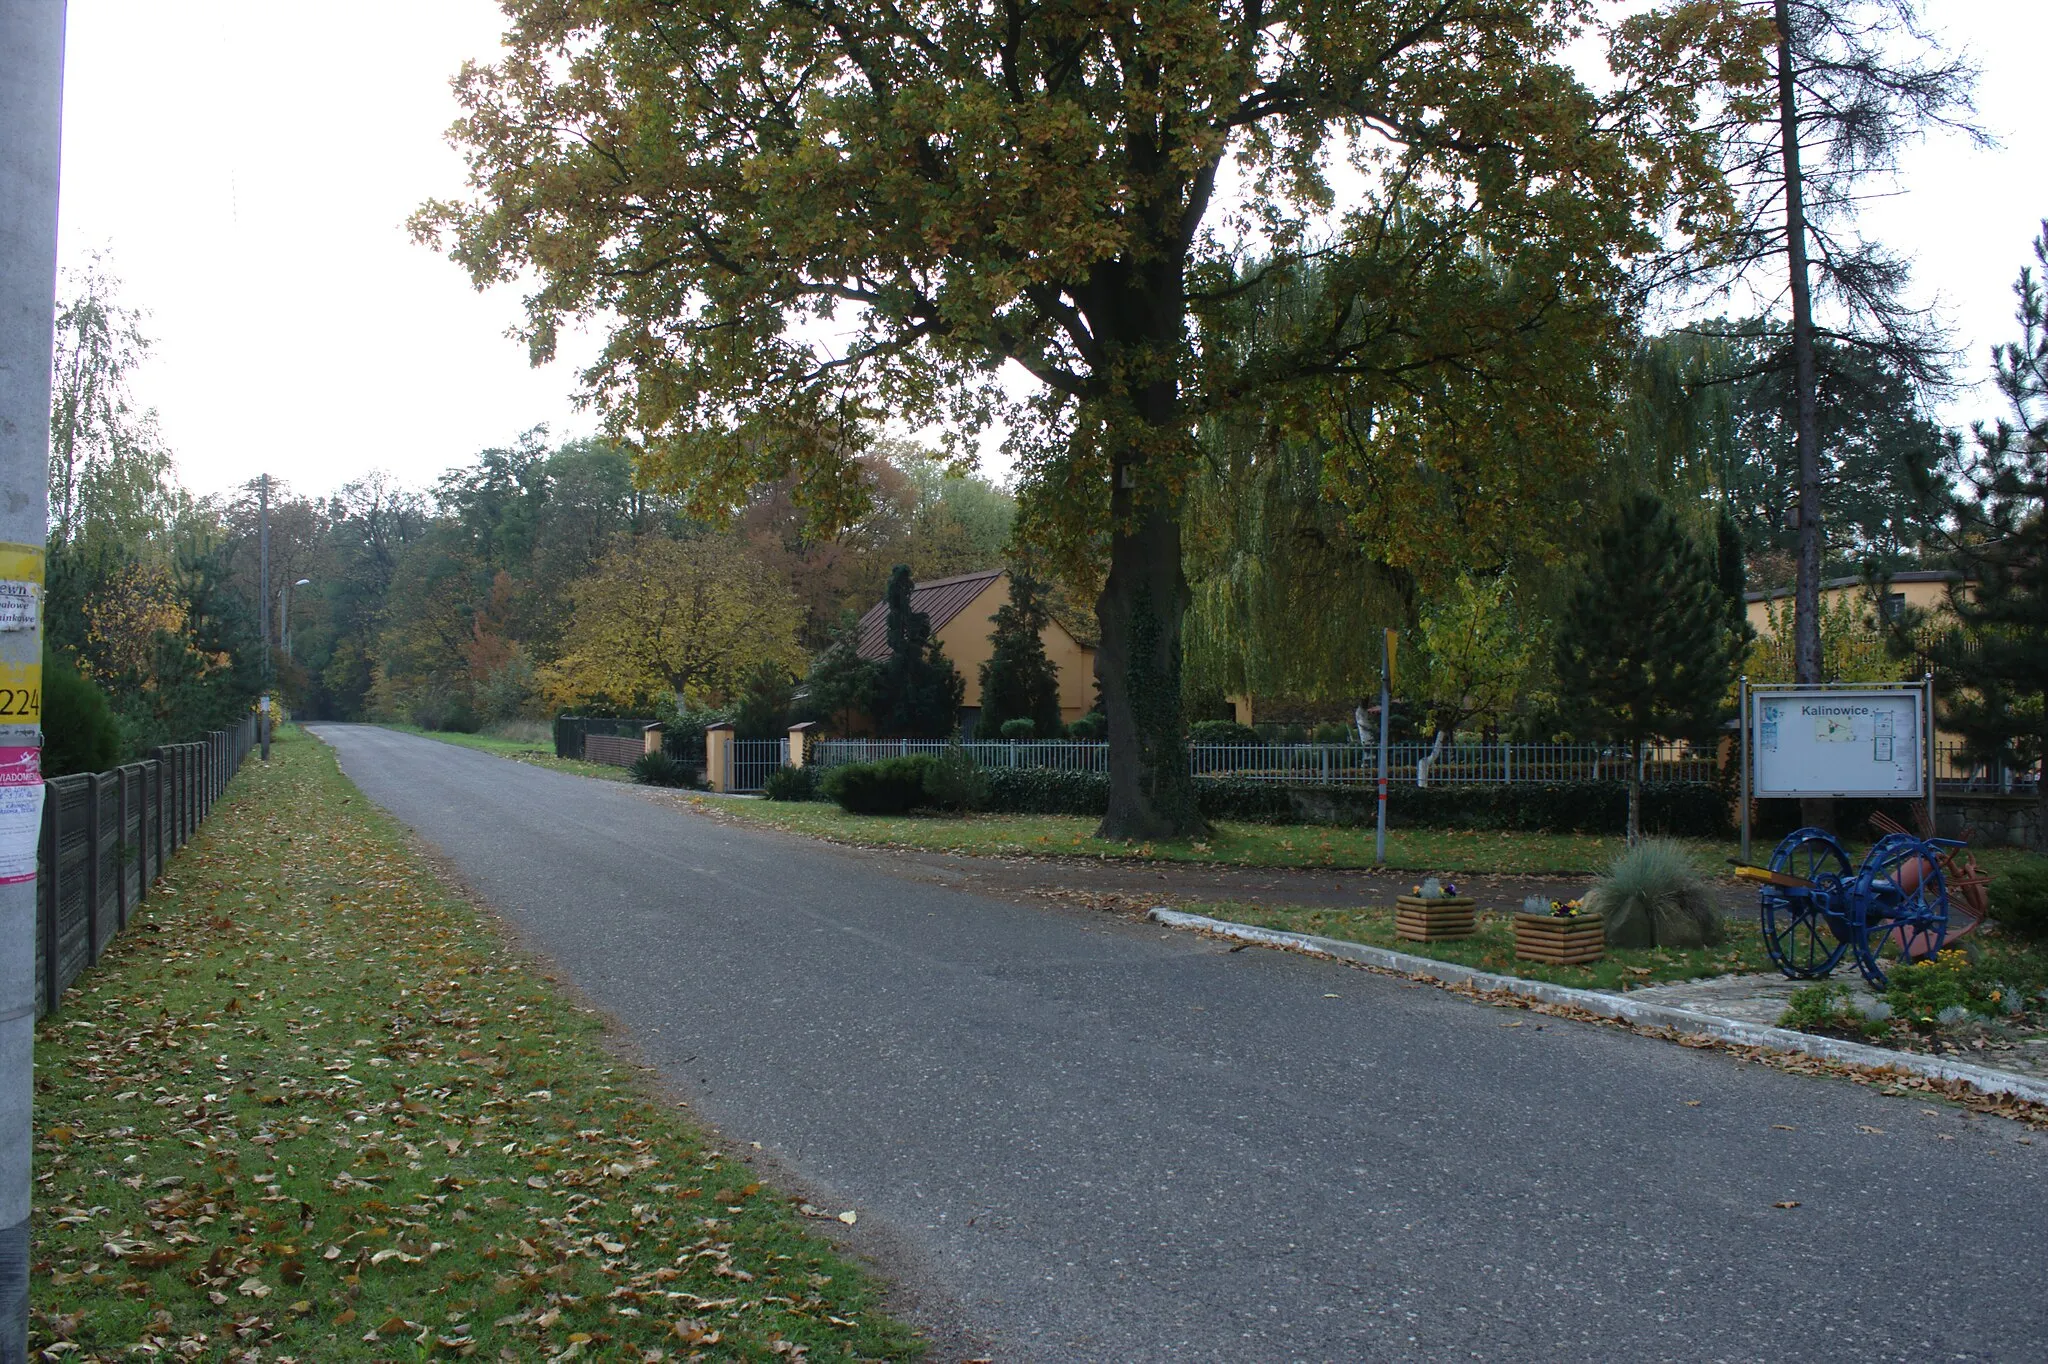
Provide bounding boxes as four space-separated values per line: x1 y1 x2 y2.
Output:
1621 973 2048 1083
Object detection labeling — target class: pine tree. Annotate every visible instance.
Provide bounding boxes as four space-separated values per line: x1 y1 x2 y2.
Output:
802 614 882 737
976 574 1062 740
1555 493 1742 841
1912 224 2048 847
878 565 965 739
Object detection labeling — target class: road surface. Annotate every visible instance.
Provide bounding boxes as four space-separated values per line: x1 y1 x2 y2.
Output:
310 725 2046 1362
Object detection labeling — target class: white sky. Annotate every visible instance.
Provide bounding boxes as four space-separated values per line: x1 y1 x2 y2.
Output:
54 1 2048 504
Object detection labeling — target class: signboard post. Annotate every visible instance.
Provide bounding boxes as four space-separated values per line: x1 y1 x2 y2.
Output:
1739 677 1934 861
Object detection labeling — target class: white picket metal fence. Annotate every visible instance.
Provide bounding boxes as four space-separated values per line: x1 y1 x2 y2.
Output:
808 739 1721 785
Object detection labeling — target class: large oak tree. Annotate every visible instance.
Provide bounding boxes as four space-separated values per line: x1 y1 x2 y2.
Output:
418 0 1752 836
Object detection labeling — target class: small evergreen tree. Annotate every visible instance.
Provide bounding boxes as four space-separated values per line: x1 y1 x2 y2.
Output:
803 613 882 736
1555 493 1742 841
976 573 1062 740
1910 223 2048 847
732 660 794 740
877 565 965 738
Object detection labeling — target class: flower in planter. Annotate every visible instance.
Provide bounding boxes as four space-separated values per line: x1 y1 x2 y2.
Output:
1549 898 1586 918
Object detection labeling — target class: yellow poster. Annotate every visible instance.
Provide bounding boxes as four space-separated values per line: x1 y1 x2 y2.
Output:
0 661 40 725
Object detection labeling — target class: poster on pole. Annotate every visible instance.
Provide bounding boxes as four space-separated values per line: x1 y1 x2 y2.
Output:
1751 687 1924 798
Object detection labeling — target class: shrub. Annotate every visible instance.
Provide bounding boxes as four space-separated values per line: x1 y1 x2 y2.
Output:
43 651 120 777
1312 722 1356 744
1586 838 1724 948
1064 711 1106 741
999 717 1038 741
1991 858 2048 940
821 756 936 814
1883 951 1990 1029
630 750 702 788
922 744 990 812
1189 719 1260 745
984 767 1109 815
762 763 819 802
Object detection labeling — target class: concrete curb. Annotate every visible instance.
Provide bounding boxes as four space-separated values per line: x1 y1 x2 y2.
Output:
1147 907 2048 1108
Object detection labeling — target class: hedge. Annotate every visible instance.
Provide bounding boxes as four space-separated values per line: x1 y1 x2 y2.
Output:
975 768 1730 836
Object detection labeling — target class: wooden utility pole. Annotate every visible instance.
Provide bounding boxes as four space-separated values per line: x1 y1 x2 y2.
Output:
0 4 66 1358
259 473 270 758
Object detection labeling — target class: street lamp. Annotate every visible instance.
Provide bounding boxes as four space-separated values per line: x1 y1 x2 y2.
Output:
280 578 311 663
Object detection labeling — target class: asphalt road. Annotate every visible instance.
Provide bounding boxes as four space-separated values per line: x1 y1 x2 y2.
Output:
310 725 2046 1363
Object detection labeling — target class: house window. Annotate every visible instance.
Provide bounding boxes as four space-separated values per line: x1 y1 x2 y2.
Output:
1878 592 1906 623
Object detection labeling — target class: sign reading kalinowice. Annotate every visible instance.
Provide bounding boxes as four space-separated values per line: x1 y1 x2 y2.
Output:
1751 688 1924 798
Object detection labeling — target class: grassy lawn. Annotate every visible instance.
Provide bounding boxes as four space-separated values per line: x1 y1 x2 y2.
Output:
1183 899 1775 991
388 723 631 782
705 798 1719 876
30 726 919 1362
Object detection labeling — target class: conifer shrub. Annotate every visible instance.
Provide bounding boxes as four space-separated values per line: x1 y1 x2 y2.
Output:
922 744 990 812
43 651 120 777
629 750 702 788
762 763 819 802
1991 858 2048 940
1189 719 1260 745
820 756 937 814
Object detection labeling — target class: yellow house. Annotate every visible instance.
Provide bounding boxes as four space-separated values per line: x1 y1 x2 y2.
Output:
854 568 1097 732
1743 569 1960 637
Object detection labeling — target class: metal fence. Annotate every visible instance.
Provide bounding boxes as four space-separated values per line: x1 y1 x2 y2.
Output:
34 714 258 1017
808 738 1720 785
729 739 790 793
1935 742 2041 794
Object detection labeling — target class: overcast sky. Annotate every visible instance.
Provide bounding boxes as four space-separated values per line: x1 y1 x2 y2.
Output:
55 1 2048 505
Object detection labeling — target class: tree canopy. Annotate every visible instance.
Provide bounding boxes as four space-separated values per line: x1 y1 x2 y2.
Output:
416 0 1756 836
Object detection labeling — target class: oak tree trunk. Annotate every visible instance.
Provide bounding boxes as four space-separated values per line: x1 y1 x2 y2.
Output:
1095 486 1205 840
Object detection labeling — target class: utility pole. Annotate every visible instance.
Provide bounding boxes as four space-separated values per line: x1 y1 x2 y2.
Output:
0 5 65 1359
1375 629 1395 865
258 473 270 759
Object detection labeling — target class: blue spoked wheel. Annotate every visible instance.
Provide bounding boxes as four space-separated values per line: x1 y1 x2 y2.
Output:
1761 828 1853 980
1849 834 1951 988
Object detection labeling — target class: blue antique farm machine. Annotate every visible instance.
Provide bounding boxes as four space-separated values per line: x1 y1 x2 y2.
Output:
1734 827 1967 986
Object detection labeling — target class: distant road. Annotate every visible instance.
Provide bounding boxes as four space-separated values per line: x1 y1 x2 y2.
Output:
311 724 2046 1363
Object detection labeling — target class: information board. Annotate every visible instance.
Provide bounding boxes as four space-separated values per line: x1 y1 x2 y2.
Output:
1751 688 1924 798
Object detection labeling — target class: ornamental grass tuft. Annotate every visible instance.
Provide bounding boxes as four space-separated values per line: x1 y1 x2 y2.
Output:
1588 837 1725 949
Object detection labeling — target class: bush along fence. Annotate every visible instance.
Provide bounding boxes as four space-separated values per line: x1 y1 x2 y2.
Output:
33 713 258 1016
810 738 1725 786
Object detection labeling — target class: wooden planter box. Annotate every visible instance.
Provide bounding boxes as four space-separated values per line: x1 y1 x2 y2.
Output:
1395 894 1476 942
1513 912 1605 965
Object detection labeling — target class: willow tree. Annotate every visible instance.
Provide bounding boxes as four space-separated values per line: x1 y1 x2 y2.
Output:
417 0 1752 837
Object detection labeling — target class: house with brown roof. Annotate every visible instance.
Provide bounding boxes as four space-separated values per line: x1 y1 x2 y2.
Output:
854 568 1096 734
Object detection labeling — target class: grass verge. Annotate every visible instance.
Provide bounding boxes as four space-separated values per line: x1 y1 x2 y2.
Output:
31 725 919 1362
386 723 631 783
1181 900 1773 990
702 799 1719 876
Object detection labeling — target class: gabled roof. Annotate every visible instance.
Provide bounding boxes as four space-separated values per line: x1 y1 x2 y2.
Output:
854 568 1006 661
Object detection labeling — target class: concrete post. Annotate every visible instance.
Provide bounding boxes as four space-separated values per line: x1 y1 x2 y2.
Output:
0 4 64 1354
787 720 815 767
704 722 734 793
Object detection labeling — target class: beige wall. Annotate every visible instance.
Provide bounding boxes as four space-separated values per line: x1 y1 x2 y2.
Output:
1745 578 1953 636
932 571 1098 722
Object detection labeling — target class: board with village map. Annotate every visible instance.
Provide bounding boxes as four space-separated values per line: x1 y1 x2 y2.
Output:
1751 689 1924 798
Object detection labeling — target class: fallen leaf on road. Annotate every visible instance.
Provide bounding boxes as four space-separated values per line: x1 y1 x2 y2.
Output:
1856 1125 1884 1135
1773 1201 1801 1209
1772 1124 1796 1131
837 1210 857 1225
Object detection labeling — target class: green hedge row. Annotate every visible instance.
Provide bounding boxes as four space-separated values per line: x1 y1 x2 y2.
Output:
978 769 1731 836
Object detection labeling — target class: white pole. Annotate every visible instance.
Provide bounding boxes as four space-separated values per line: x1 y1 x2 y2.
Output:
0 4 64 1355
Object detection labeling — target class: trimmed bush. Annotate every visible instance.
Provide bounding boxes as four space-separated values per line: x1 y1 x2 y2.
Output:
1189 719 1260 745
1063 712 1106 741
970 770 1731 836
43 651 120 777
999 718 1038 741
1992 858 2048 940
1586 839 1724 948
821 756 936 814
630 750 702 789
763 763 819 802
923 744 990 812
